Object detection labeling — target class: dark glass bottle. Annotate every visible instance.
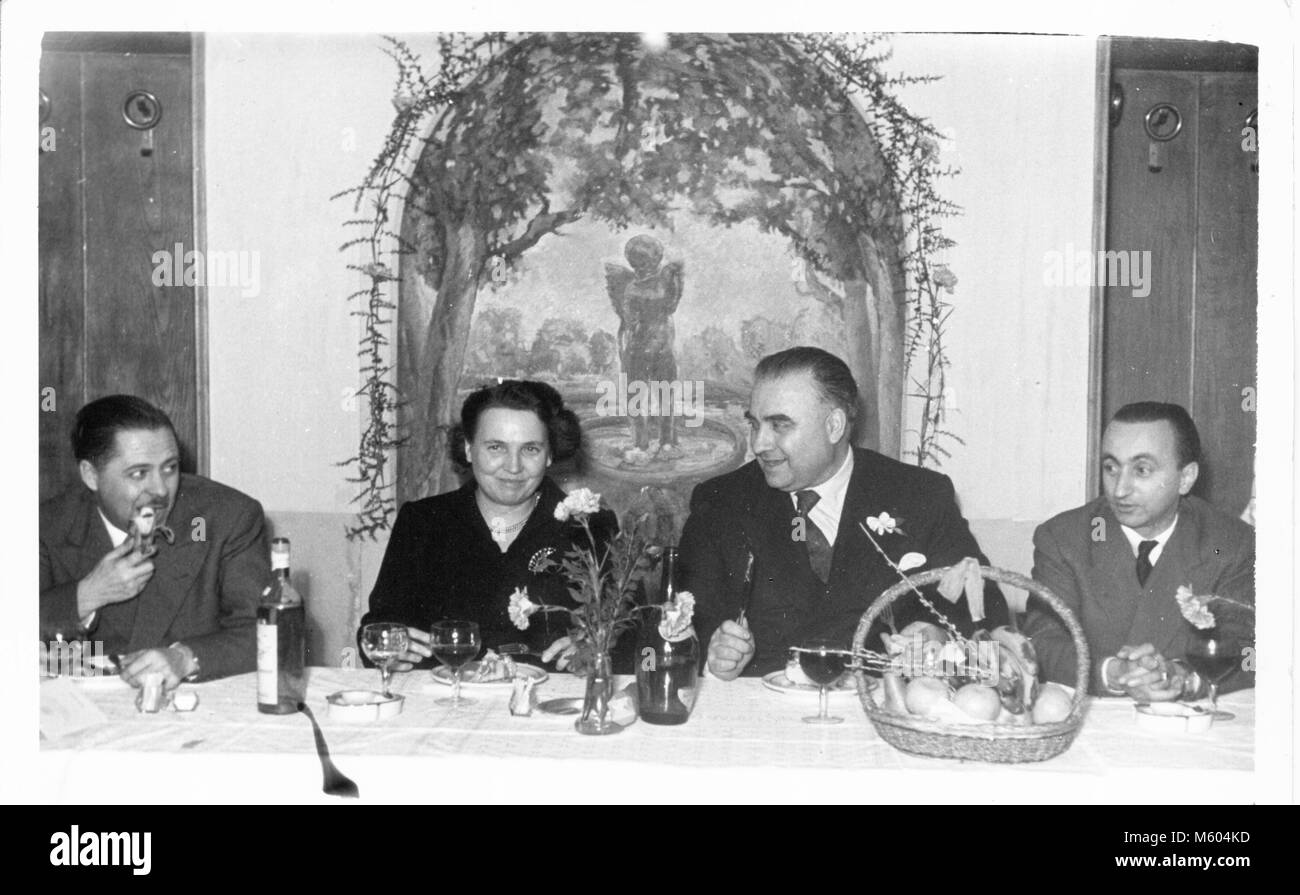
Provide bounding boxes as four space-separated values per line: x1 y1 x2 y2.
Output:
636 546 699 725
257 538 306 714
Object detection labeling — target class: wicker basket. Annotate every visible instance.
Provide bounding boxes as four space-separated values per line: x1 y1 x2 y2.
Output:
851 565 1089 764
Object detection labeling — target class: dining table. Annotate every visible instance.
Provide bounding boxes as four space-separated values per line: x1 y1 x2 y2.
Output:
37 666 1256 803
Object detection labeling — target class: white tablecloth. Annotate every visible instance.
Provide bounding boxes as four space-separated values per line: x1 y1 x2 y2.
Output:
37 668 1255 803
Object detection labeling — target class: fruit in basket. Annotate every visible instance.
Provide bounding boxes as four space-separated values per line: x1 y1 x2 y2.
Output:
904 676 951 714
953 683 1002 721
985 626 1040 713
1031 683 1073 724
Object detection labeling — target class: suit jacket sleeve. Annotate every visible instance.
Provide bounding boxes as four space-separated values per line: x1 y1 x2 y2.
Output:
356 503 425 664
40 533 87 643
1024 521 1089 689
182 496 269 680
1212 525 1256 695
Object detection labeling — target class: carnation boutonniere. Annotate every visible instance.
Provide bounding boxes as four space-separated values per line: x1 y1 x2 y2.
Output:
1174 585 1254 630
865 511 906 538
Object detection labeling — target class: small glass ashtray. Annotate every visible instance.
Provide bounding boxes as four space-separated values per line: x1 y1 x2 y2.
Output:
326 689 403 722
1134 701 1213 733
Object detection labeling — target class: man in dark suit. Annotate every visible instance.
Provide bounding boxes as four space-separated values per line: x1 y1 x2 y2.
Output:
680 347 1007 679
1025 402 1254 699
41 395 270 689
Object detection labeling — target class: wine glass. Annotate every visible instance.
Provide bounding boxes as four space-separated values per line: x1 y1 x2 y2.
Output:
430 620 482 708
793 639 848 725
1184 628 1240 721
359 623 409 698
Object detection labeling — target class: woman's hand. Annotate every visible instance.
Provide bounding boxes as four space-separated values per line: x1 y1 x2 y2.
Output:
392 626 433 672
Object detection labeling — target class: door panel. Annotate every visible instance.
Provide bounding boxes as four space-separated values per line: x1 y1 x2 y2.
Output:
1102 66 1257 515
38 53 87 500
1192 74 1257 512
39 41 198 501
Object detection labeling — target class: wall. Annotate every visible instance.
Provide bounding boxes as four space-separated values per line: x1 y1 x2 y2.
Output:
202 32 1097 652
891 34 1097 589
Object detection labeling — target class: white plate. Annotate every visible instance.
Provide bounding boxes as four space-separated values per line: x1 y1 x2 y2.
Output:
429 662 548 688
761 670 859 696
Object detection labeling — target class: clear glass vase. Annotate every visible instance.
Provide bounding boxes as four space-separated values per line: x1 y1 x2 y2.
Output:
575 649 621 735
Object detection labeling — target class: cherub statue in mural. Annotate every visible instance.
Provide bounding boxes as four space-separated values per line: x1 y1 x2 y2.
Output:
604 234 685 457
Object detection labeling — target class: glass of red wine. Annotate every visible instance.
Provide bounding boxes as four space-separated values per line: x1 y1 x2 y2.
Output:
430 620 481 708
360 623 409 698
794 639 848 725
1184 627 1239 721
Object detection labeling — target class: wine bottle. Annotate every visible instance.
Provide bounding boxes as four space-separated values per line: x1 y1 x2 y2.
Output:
257 537 306 714
636 546 699 725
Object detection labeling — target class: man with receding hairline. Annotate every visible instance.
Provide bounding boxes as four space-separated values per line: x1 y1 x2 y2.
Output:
41 395 270 694
680 346 1007 679
1025 401 1255 699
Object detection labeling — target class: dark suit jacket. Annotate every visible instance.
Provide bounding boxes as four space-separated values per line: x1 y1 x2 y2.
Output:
1025 495 1255 695
40 474 269 680
679 447 1008 676
358 477 626 670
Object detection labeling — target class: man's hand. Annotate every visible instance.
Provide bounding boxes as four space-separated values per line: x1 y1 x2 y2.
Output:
119 645 194 692
1112 643 1186 702
76 540 154 617
707 619 755 681
391 626 432 672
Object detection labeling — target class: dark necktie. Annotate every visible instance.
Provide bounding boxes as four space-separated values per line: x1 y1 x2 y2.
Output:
795 490 833 584
1136 539 1158 587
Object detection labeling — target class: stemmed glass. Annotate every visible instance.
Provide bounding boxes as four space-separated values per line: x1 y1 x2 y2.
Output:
793 639 848 725
359 623 409 698
1184 628 1240 721
430 620 482 708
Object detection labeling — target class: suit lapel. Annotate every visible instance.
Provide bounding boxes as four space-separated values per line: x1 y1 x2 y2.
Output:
828 452 879 590
68 490 116 577
1130 503 1200 654
1089 503 1142 638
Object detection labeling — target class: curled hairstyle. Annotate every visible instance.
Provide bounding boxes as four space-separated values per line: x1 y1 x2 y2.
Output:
449 380 582 468
1110 401 1201 468
72 395 177 469
754 346 860 422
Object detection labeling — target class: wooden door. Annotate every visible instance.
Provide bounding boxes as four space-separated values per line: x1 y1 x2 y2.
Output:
1101 45 1257 515
39 34 200 501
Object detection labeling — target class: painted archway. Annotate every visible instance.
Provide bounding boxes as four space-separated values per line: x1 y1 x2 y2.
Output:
395 33 908 515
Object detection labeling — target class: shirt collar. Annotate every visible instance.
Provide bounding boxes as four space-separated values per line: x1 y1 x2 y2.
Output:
1119 514 1178 556
98 509 129 548
789 449 854 511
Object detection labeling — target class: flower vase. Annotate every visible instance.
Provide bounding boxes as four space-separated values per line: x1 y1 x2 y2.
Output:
575 649 621 735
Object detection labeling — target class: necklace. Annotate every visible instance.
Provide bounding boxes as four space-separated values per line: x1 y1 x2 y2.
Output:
485 494 538 550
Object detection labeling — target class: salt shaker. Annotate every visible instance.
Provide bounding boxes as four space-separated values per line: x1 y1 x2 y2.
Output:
509 676 538 716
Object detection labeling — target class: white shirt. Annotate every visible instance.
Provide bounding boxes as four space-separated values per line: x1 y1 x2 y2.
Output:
1119 515 1178 565
100 510 129 548
787 450 854 546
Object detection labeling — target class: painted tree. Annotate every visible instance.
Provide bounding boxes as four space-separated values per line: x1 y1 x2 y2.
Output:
341 31 957 530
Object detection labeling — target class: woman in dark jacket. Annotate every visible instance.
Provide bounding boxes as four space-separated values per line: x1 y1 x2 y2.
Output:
357 380 616 670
